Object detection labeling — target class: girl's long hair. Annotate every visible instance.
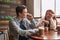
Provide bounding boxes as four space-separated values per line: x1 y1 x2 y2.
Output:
45 9 58 25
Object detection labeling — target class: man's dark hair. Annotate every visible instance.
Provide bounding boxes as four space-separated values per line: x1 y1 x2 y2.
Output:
16 5 27 16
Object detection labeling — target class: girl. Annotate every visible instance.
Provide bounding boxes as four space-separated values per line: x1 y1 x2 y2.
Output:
38 9 58 31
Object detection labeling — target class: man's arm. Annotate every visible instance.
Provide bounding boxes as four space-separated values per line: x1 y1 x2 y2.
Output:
23 18 38 28
9 20 39 37
30 19 38 28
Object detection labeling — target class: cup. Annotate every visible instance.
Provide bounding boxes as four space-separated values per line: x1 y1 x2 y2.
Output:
44 27 48 32
37 27 44 37
57 25 60 32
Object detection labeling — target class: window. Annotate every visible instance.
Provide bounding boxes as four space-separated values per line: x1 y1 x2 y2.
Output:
56 0 60 17
42 0 54 17
34 0 60 17
34 0 41 17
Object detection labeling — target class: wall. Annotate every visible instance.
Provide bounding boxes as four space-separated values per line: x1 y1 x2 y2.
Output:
26 0 34 16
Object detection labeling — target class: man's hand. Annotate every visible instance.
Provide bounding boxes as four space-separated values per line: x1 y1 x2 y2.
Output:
27 13 33 20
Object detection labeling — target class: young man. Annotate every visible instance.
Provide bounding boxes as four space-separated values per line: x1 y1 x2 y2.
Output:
9 5 39 40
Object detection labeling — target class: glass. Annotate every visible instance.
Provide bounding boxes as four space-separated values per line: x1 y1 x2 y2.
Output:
37 27 44 37
44 27 48 32
57 25 60 31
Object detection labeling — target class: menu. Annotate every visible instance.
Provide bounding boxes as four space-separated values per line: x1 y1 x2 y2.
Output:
0 0 24 24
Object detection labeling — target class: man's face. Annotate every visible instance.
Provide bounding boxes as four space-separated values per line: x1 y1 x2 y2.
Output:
19 8 27 18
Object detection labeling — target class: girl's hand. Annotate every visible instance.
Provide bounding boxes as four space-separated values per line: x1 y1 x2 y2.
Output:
43 20 49 24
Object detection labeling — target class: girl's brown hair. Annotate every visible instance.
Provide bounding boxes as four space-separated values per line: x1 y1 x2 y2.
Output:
45 9 58 25
45 9 56 20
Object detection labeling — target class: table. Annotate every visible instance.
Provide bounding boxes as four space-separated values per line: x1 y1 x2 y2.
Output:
30 30 60 40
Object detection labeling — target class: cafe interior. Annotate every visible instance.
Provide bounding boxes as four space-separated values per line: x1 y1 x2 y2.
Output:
0 0 60 40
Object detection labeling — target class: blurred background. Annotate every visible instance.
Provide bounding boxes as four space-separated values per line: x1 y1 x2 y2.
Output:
0 0 60 25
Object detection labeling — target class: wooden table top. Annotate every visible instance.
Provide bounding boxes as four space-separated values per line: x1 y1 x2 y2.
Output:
30 30 60 40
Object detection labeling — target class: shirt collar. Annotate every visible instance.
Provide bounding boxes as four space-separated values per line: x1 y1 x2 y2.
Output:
15 17 22 22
